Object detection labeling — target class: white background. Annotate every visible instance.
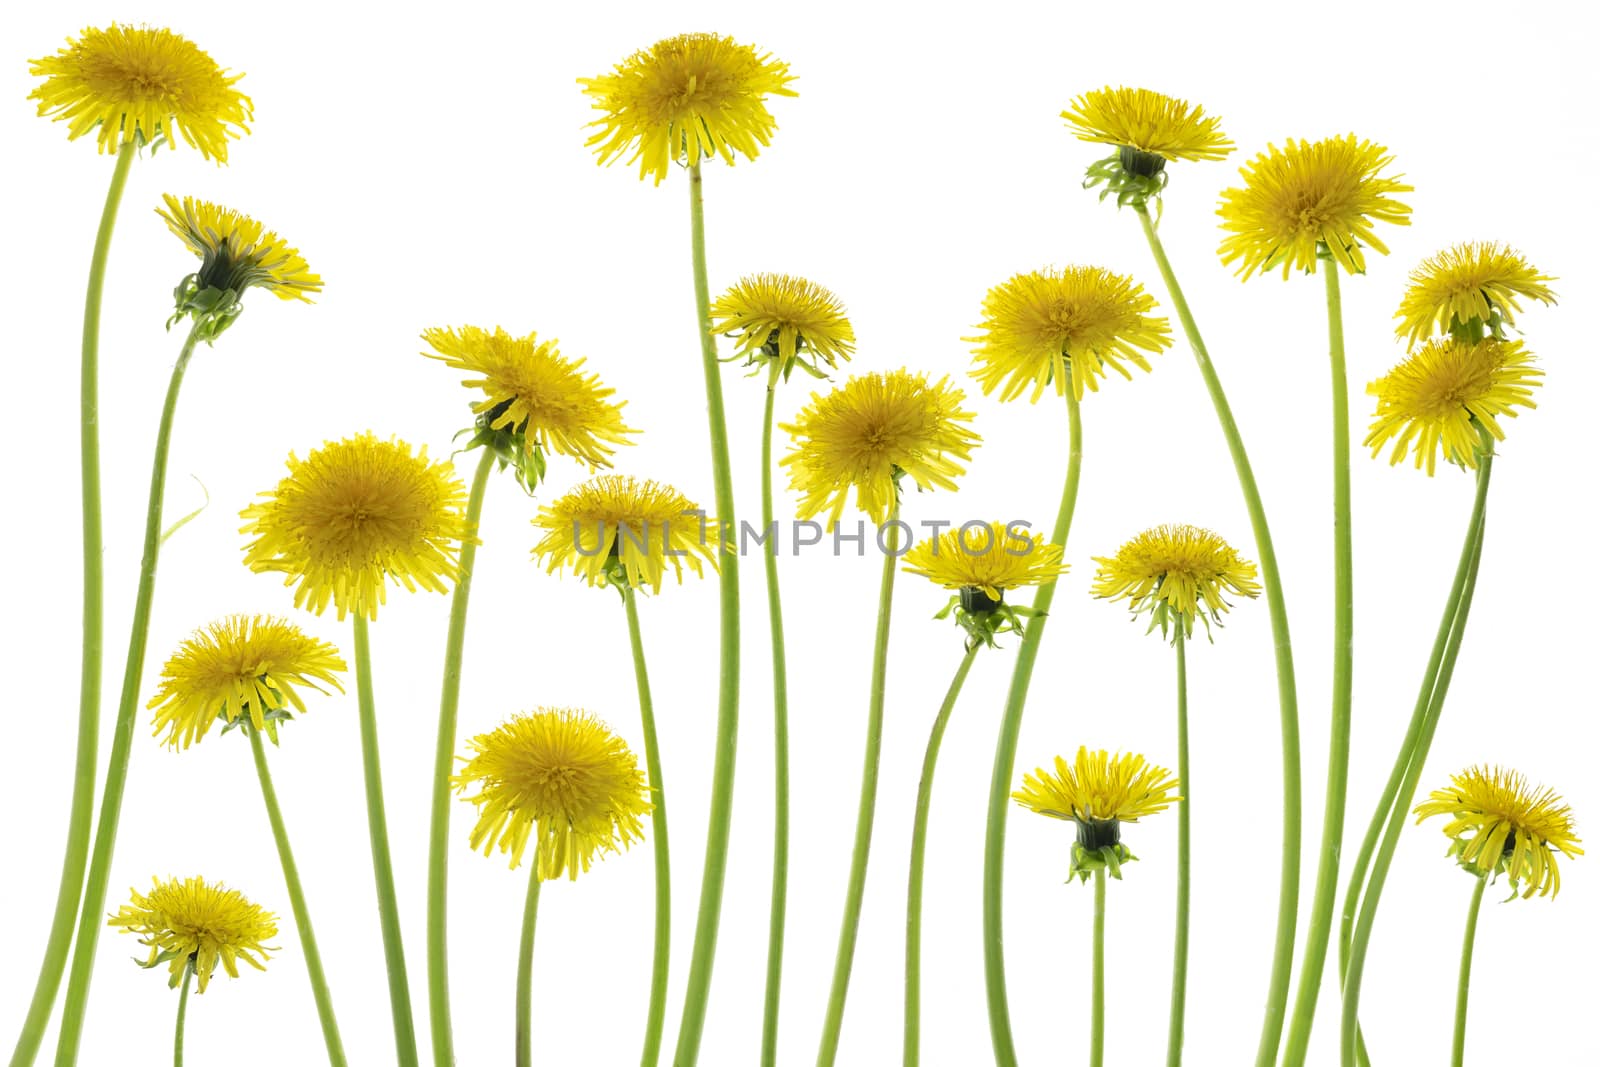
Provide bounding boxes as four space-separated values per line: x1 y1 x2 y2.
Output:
2 2 1596 1064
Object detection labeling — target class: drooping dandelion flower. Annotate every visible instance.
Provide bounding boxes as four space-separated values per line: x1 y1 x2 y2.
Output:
1014 747 1180 880
1092 524 1261 639
965 267 1171 403
1365 338 1542 474
241 433 472 620
1218 135 1412 280
710 273 855 377
421 324 637 473
1415 766 1582 898
903 521 1068 602
781 370 979 528
530 474 718 592
147 615 345 749
108 876 277 992
580 33 796 185
455 708 651 879
28 25 251 161
1394 242 1557 349
1062 86 1233 163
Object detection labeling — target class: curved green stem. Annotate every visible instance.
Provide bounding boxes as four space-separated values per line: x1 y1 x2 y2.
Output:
1340 445 1492 1067
249 730 347 1066
1167 631 1190 1067
759 364 791 1067
54 324 202 1066
11 141 136 1067
1091 867 1107 1067
673 160 743 1067
515 867 542 1067
1451 874 1488 1067
172 961 193 1067
904 642 981 1066
427 445 496 1066
982 387 1082 1067
1281 260 1354 1067
621 586 671 1067
1133 203 1300 1067
816 507 902 1067
352 614 420 1067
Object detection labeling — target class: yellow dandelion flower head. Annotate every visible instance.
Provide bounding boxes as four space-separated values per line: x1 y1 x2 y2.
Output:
579 33 797 185
1415 766 1582 899
709 273 856 377
1394 242 1558 349
531 475 718 594
780 370 981 529
147 615 345 750
902 521 1068 601
1014 747 1180 881
1364 338 1541 475
28 25 251 162
1217 135 1412 280
965 266 1172 404
1091 524 1260 640
108 876 276 992
454 708 651 880
1062 86 1233 163
421 325 638 476
241 433 472 621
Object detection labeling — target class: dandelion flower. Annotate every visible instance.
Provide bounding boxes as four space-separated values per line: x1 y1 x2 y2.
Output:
580 33 796 185
709 273 855 376
148 615 345 749
455 708 651 879
1218 135 1412 280
1092 524 1260 639
1062 86 1232 163
1415 766 1582 898
108 876 276 991
421 325 637 471
1013 747 1180 880
158 195 320 339
1365 338 1541 474
902 521 1067 602
965 267 1171 403
531 475 718 593
28 25 251 161
781 370 980 528
1394 242 1557 349
241 433 472 620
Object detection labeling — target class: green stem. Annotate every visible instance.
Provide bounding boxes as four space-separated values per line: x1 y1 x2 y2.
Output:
904 642 981 1067
1091 867 1107 1067
1167 631 1190 1067
816 507 902 1067
621 586 671 1067
759 362 791 1067
515 866 542 1067
54 324 202 1067
352 614 420 1067
172 961 193 1067
1133 203 1300 1067
1281 259 1355 1067
249 729 348 1066
1451 874 1488 1067
11 141 136 1067
673 160 743 1067
982 386 1082 1067
427 445 495 1066
1340 443 1492 1067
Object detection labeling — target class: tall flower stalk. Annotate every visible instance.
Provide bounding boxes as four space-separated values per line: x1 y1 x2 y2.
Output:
17 29 250 1065
709 273 855 1063
54 197 318 1066
419 324 635 1064
579 38 794 1059
963 263 1171 1064
899 523 1066 1065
